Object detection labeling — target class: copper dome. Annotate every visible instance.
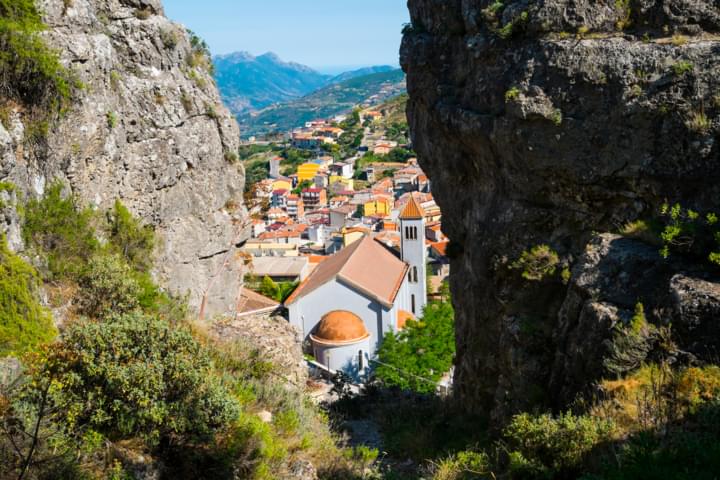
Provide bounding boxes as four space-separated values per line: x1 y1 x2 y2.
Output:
310 310 369 345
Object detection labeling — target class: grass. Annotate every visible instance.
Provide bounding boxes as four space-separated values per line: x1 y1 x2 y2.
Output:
672 60 694 76
0 0 78 139
687 110 711 133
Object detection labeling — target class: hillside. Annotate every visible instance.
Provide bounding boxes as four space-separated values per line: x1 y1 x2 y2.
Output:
239 68 406 136
214 51 329 113
213 52 396 117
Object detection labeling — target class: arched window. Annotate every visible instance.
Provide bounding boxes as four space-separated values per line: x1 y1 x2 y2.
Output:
411 294 416 314
412 266 418 283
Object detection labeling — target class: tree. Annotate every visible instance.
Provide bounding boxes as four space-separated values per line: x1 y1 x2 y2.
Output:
375 297 455 393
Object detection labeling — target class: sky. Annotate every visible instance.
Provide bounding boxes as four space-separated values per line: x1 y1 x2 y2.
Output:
163 0 410 72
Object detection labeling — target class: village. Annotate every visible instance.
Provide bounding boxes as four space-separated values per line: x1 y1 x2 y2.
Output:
237 102 451 383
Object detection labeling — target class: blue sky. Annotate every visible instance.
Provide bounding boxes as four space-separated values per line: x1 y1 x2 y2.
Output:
163 0 410 72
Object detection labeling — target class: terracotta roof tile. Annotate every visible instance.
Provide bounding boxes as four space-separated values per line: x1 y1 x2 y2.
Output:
399 197 425 220
285 236 408 307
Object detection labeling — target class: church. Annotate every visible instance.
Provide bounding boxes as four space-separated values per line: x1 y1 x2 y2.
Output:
285 198 427 380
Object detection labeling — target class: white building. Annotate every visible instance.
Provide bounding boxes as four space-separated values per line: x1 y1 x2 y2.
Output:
286 198 427 380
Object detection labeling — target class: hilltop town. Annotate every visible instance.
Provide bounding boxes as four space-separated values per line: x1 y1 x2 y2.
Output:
237 96 449 379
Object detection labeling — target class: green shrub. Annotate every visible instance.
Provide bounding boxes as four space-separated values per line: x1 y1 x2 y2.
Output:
511 244 560 281
76 253 141 320
375 297 455 393
0 0 75 120
672 60 694 76
504 412 615 477
257 276 298 302
30 312 240 445
106 111 118 129
431 450 492 480
22 181 99 279
505 87 521 102
106 199 155 272
0 234 55 355
658 203 720 266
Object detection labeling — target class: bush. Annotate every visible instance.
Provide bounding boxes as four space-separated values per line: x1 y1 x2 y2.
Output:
30 313 240 445
106 199 155 272
0 0 74 120
22 181 99 280
375 297 455 393
504 412 615 477
511 244 560 281
76 253 141 320
0 235 55 355
431 450 492 480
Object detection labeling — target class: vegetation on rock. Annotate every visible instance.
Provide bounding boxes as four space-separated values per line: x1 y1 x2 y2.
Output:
0 235 55 356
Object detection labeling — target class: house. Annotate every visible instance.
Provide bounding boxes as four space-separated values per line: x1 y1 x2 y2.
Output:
237 289 280 319
298 163 322 183
362 110 383 123
330 204 357 229
329 176 354 191
341 226 371 247
286 194 304 220
271 178 292 192
266 207 286 221
329 195 350 208
425 222 446 243
373 143 394 155
251 219 267 238
271 189 289 208
314 174 329 189
360 196 392 217
292 132 321 149
301 188 327 212
286 198 428 380
251 256 310 283
241 240 300 257
329 162 353 179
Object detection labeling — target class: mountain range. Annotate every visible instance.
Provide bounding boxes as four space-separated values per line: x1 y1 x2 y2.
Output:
213 51 397 115
238 68 406 137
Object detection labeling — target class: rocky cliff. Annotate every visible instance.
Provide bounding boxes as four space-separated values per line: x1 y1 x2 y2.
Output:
0 0 246 315
402 0 720 424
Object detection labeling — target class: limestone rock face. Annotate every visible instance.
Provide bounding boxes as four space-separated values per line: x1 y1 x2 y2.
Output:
402 0 720 423
0 0 247 316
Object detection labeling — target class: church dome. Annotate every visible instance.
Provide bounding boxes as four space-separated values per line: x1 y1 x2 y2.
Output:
311 310 369 345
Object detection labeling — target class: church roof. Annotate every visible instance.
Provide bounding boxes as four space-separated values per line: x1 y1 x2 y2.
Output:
399 197 425 220
310 310 370 345
284 235 408 307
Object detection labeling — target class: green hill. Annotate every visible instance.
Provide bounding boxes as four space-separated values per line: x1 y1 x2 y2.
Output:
239 69 406 137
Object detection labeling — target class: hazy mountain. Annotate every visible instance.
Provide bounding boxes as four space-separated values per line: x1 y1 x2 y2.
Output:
213 51 329 113
239 69 406 137
213 51 397 116
329 65 396 83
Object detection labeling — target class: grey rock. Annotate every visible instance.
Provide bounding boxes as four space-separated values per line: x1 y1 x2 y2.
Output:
403 0 720 423
0 0 247 316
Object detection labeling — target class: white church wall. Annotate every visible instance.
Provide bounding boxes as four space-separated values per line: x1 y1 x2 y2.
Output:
290 279 389 354
313 337 371 381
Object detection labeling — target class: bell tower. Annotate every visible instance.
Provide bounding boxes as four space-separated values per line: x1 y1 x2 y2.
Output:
399 196 427 316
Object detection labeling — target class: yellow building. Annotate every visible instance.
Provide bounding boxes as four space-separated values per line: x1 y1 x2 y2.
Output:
361 197 391 217
329 176 354 190
297 163 321 183
341 227 371 247
271 178 292 191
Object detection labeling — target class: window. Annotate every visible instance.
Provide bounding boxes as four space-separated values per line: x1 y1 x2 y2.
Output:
411 294 416 314
404 225 418 240
413 266 418 283
358 350 364 370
